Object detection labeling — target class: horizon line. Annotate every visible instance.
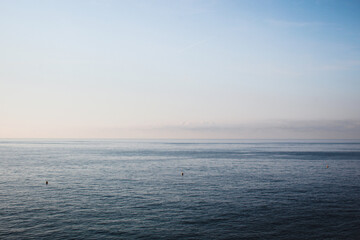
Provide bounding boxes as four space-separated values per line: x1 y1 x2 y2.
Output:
1 137 360 141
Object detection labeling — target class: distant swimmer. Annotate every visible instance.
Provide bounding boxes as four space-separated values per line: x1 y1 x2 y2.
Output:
181 172 184 176
46 181 48 185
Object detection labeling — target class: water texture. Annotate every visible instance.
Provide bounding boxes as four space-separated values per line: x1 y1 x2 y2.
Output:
0 139 359 239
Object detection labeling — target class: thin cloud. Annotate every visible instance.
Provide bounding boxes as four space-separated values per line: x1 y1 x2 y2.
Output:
177 39 210 53
139 120 360 139
266 19 326 28
4 120 360 139
321 60 360 71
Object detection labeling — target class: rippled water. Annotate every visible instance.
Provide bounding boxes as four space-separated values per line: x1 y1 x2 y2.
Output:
1 139 360 239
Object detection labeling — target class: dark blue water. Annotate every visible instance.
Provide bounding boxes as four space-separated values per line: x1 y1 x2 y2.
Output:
1 139 360 239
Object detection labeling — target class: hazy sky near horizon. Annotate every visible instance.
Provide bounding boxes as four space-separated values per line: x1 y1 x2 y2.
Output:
1 0 360 138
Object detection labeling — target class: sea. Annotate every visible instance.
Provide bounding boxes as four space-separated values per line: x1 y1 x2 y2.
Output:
0 139 359 239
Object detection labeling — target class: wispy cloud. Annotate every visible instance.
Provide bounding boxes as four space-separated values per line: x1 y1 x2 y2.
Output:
89 0 113 7
177 39 210 53
266 19 326 28
321 60 360 71
137 120 360 139
66 120 360 139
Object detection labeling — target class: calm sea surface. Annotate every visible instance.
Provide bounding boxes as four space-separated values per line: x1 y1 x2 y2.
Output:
0 139 360 239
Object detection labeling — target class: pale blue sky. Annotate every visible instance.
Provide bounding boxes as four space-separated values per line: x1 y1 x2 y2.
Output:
1 0 360 138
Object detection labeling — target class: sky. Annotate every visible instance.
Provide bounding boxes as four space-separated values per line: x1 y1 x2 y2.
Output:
1 0 360 139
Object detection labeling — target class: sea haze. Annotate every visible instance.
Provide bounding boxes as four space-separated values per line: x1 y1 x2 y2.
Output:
0 139 360 239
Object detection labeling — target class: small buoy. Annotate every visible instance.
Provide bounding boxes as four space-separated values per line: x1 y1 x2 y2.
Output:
46 181 48 185
181 172 184 176
326 165 329 168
